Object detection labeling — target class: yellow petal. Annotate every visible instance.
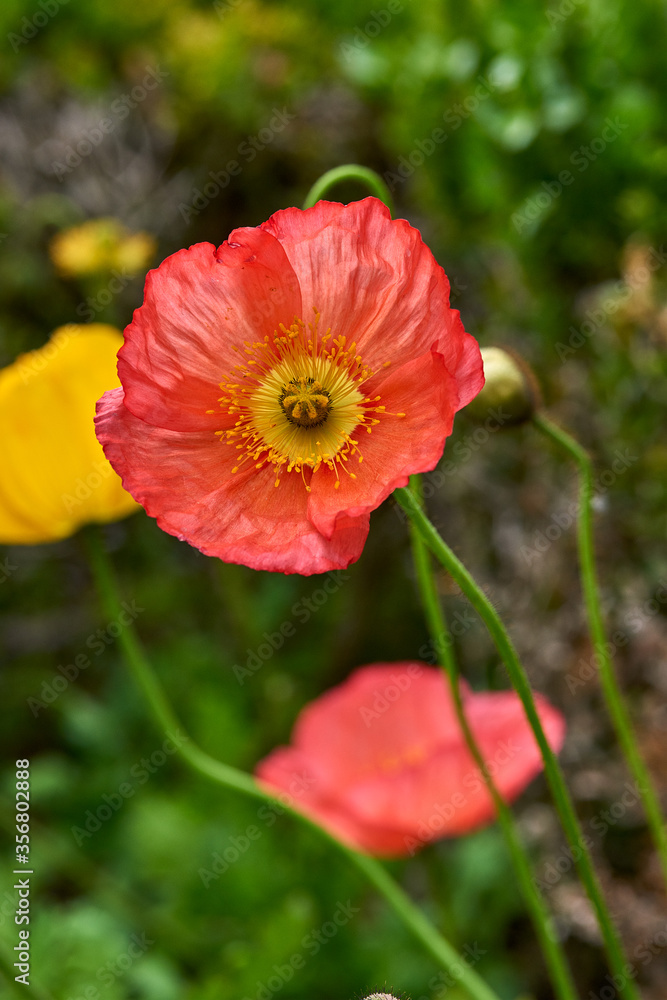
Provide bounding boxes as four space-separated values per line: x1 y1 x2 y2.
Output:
0 324 140 544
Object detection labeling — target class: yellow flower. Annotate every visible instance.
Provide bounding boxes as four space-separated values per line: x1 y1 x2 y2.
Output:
0 325 139 544
49 218 156 279
114 232 157 275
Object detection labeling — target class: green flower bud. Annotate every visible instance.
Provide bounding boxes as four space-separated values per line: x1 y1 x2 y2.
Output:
465 346 540 425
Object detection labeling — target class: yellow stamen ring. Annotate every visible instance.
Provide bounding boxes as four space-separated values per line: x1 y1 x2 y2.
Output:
215 311 399 491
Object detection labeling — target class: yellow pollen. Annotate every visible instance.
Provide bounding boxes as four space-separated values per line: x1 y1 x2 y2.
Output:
280 377 331 427
379 744 427 773
215 312 393 489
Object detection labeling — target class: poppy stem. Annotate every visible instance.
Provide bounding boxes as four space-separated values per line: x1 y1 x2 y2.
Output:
83 527 503 1000
532 411 667 889
406 476 579 1000
302 165 395 215
393 486 640 1000
350 855 500 1000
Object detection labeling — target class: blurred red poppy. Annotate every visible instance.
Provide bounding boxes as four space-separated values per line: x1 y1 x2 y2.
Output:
96 198 483 575
255 663 565 856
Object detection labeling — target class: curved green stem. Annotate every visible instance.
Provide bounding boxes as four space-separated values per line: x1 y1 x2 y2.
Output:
303 165 394 214
350 851 497 1000
533 412 667 888
393 487 638 1000
407 478 578 1000
83 528 500 1000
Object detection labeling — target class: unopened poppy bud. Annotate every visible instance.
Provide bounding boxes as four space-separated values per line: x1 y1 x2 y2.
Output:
465 346 539 425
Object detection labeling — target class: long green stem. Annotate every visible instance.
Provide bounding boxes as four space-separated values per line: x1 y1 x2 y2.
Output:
393 487 639 1000
533 412 667 887
350 851 496 1000
83 529 501 1000
407 479 579 1000
302 164 394 214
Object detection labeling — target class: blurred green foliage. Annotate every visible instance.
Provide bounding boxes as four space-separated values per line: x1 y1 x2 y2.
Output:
1 0 666 998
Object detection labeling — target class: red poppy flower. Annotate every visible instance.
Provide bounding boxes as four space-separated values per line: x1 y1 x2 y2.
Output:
96 199 483 575
255 663 566 857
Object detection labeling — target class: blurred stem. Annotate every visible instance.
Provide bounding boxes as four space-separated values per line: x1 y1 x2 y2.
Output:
393 487 639 1000
407 477 579 1000
84 527 501 1000
533 412 667 887
302 165 394 215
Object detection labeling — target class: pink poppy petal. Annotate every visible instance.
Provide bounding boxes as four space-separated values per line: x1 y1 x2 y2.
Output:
464 690 566 803
256 746 414 855
96 387 368 574
343 687 564 838
119 233 302 432
261 198 484 403
307 352 458 537
342 750 488 841
255 664 566 857
99 203 484 573
292 665 462 786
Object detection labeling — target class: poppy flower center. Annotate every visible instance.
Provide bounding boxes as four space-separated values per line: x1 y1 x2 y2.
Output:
280 377 331 427
215 312 392 490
